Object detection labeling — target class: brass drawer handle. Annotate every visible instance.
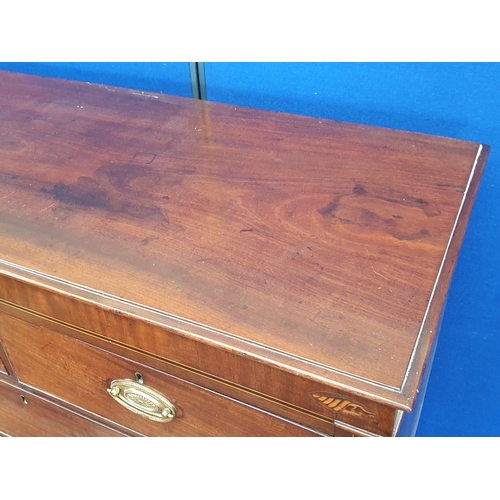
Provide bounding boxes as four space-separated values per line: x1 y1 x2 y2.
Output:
107 379 176 423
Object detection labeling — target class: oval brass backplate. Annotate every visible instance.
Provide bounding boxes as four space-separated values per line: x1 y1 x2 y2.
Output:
107 379 176 423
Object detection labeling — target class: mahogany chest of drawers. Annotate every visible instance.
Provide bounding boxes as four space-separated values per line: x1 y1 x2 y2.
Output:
0 70 489 436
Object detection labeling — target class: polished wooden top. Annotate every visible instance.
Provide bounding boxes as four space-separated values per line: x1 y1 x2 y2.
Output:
0 71 489 408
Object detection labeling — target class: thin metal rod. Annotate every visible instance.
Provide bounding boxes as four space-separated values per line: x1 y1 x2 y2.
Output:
189 62 207 100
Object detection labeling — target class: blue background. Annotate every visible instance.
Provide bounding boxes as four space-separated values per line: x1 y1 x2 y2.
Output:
0 62 498 436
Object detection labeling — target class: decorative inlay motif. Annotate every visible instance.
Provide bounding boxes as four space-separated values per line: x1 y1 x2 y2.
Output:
310 392 376 419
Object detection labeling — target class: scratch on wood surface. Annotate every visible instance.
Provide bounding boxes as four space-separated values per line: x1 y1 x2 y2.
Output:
372 269 390 281
309 309 323 325
1 190 18 199
39 202 56 212
132 92 159 99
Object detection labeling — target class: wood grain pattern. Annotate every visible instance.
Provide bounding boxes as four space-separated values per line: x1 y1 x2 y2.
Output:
0 71 489 428
0 356 6 374
0 379 125 437
0 312 322 437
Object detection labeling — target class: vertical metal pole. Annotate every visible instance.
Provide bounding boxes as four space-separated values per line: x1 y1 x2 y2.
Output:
197 62 207 101
189 62 207 100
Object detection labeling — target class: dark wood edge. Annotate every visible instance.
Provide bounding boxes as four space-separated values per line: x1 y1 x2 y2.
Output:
395 307 443 436
399 144 490 406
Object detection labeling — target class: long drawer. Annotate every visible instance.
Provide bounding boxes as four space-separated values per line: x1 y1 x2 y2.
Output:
0 311 323 437
0 379 124 437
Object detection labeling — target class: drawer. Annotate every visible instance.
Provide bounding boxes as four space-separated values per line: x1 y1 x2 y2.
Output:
0 312 322 437
0 379 124 436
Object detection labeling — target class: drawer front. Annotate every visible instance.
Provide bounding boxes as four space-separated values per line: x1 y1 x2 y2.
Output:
0 313 321 437
0 379 124 436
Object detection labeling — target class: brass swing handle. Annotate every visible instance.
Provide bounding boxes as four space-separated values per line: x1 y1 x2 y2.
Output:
107 379 176 423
